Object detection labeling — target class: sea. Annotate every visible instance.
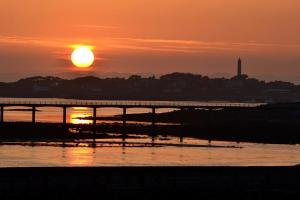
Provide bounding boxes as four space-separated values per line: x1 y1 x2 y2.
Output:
0 97 300 167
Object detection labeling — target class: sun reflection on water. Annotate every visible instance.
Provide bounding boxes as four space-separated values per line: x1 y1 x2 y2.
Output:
70 113 93 124
66 147 95 166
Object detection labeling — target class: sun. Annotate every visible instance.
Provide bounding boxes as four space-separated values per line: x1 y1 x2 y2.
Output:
71 46 94 68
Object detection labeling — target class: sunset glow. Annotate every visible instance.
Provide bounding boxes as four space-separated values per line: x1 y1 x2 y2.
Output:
1 1 300 198
71 46 94 68
1 1 300 81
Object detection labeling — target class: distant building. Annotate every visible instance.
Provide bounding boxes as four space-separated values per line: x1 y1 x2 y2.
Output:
232 57 247 80
237 57 242 78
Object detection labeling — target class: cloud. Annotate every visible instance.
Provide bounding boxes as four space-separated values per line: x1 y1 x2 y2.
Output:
2 35 299 56
109 37 300 54
0 35 72 48
74 24 118 30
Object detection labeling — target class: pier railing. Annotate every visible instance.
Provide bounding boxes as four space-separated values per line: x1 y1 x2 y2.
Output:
0 99 265 108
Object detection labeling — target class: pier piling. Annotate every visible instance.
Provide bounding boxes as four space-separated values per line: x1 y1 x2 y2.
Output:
93 107 97 135
151 107 156 144
180 108 184 143
123 107 127 127
152 107 156 127
63 106 67 125
93 107 97 125
0 106 3 123
122 107 127 144
32 106 36 124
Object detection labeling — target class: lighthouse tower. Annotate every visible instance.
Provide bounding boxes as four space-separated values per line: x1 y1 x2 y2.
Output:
237 57 242 78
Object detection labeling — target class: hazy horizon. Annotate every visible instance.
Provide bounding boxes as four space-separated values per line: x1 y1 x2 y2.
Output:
1 71 300 85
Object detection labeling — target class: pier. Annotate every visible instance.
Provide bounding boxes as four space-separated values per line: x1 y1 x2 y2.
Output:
0 99 263 124
0 100 266 144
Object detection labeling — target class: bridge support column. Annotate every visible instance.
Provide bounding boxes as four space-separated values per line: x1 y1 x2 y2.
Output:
63 106 67 125
180 107 184 143
152 107 156 127
208 108 213 144
122 107 127 127
122 107 127 145
93 107 97 137
1 106 4 123
151 107 156 144
32 106 36 124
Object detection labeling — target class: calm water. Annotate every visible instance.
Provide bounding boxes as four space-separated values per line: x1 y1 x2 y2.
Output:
0 97 300 167
1 141 300 167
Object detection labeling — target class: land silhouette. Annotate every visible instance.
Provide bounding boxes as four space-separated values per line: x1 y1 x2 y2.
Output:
0 72 299 102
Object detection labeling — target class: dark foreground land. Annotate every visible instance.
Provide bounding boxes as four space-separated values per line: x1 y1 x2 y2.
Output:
0 167 299 200
1 121 300 145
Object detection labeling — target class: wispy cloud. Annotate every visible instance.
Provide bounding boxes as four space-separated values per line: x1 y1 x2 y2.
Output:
108 37 300 54
75 24 118 30
0 35 70 48
1 35 299 55
0 35 101 54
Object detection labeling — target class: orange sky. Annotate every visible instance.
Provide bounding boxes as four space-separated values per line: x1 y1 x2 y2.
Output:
0 0 300 82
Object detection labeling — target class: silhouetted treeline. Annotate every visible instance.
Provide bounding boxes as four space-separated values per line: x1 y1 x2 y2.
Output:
0 73 299 102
